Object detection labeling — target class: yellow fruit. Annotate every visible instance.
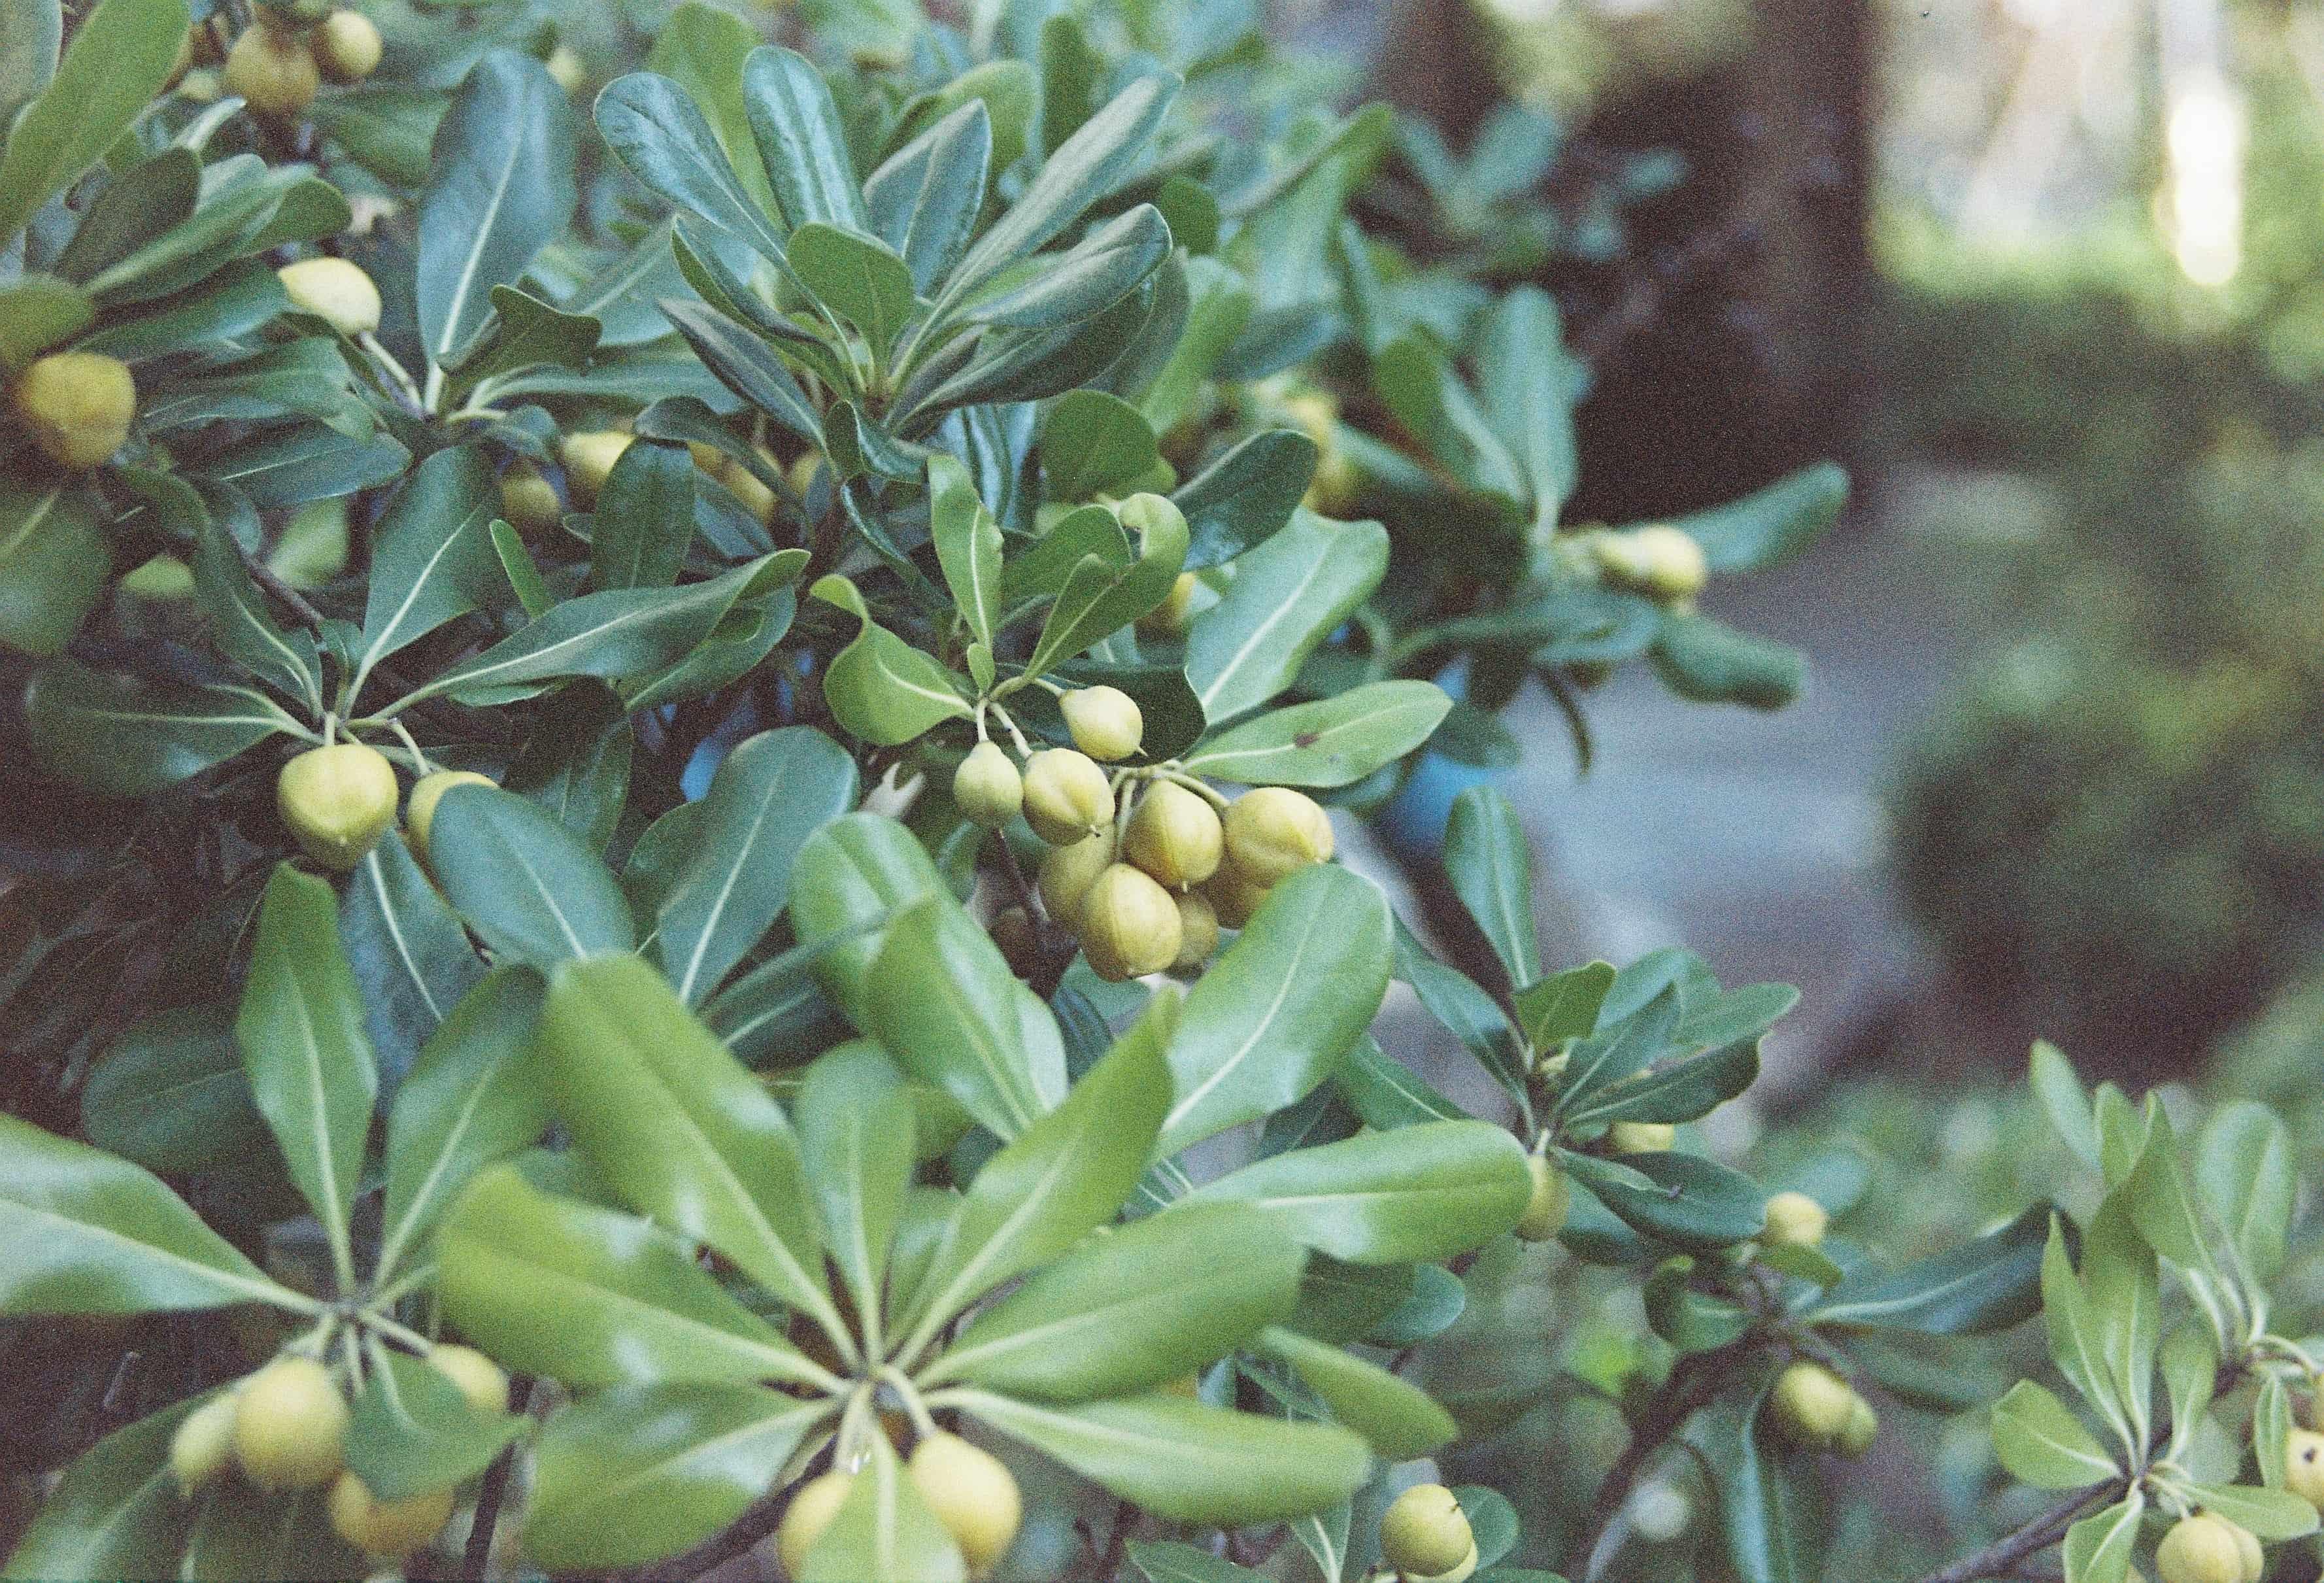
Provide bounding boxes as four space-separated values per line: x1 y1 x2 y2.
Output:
12 351 135 471
788 451 826 497
545 45 584 93
1761 1190 1829 1248
404 769 494 864
1770 1361 1855 1449
1114 492 1187 545
223 26 321 116
1021 749 1113 845
1834 1392 1878 1458
499 463 562 532
1037 835 1113 928
278 742 399 869
953 741 1024 827
1381 1484 1472 1579
1607 1121 1675 1154
1515 1153 1569 1241
1059 686 1143 761
558 430 633 506
1171 888 1219 970
426 1344 509 1416
327 1471 453 1557
169 1393 241 1493
719 450 780 525
312 10 382 82
1596 524 1708 602
2227 1520 2263 1583
907 1432 1021 1577
2157 1514 2248 1583
1079 864 1182 981
1137 571 1198 637
178 66 222 100
1124 781 1222 891
777 1471 854 1579
1407 1540 1479 1583
232 1357 348 1491
277 258 381 337
1205 865 1273 929
1221 787 1333 887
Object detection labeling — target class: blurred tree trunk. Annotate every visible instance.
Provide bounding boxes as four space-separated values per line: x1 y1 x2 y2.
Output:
1375 0 1499 144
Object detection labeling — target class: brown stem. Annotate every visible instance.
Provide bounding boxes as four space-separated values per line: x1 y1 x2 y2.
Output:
1910 1488 2108 1583
232 532 328 632
1565 1350 1737 1578
462 1376 531 1580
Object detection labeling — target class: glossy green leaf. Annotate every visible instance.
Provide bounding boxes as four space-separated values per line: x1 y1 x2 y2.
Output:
0 1397 195 1580
429 785 635 966
1159 864 1390 1154
0 0 185 244
344 1350 520 1501
2060 1491 2140 1583
929 453 1002 651
184 481 322 711
1183 510 1387 725
1672 463 1847 574
966 204 1172 331
1443 786 1540 987
1689 1381 1825 1583
1187 1119 1532 1264
1560 1148 1767 1252
437 1165 828 1389
1183 680 1452 789
1169 429 1313 570
811 573 973 745
525 1382 831 1573
1989 1381 2117 1489
1334 1036 1466 1130
596 72 790 264
82 1004 267 1176
2195 1099 2294 1284
791 222 915 355
789 812 951 1025
2187 1483 2322 1540
1651 615 1806 711
1512 961 1616 1051
0 273 90 368
1043 388 1164 502
1475 286 1580 537
590 437 697 593
0 482 110 657
801 1430 967 1583
235 864 378 1268
177 1486 362 1580
352 443 501 696
796 1042 916 1333
2029 1041 2100 1165
864 100 990 294
1254 1325 1457 1458
742 45 872 235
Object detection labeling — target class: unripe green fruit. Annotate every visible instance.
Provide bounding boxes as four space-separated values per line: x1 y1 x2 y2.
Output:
1221 787 1333 886
427 1344 509 1416
223 26 321 116
1381 1483 1472 1578
789 451 826 496
954 741 1024 826
233 1356 348 1490
405 770 494 865
169 1393 241 1493
1079 864 1182 981
778 1470 854 1579
328 1471 453 1556
2287 1427 2324 1506
1171 888 1219 970
12 351 135 471
1515 1153 1570 1241
1608 1121 1675 1154
1762 1190 1829 1248
1770 1362 1855 1449
1406 1540 1479 1583
178 66 222 100
1834 1392 1878 1458
2157 1514 2248 1583
312 10 382 82
908 1432 1021 1577
1060 686 1143 761
277 258 381 337
1115 492 1188 546
500 464 562 532
1037 835 1113 928
1022 749 1113 845
278 743 399 870
1124 781 1222 890
558 430 632 506
1138 571 1198 637
1205 865 1273 929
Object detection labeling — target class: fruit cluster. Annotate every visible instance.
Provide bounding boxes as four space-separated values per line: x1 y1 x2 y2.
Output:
192 2 383 120
778 1431 1020 1580
953 683 1335 981
496 430 809 539
168 1346 505 1559
276 740 489 870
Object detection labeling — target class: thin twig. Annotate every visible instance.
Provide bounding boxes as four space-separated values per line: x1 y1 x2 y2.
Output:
1566 1350 1735 1580
462 1376 531 1580
1910 1486 2108 1583
232 533 328 632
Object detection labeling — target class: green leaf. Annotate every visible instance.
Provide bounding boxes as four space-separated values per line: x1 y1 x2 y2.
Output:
0 0 186 244
1672 463 1847 574
1554 987 1681 1115
811 573 973 743
429 785 637 966
1802 1203 2049 1335
1560 1148 1767 1252
200 424 411 513
1334 1036 1466 1130
177 1486 362 1580
342 832 488 1080
1022 494 1190 677
525 1383 830 1573
1512 961 1617 1051
862 894 1068 1140
864 101 990 294
1475 286 1581 538
742 45 872 235
2040 1219 2126 1442
1184 511 1387 725
956 1389 1368 1526
902 991 1176 1340
0 1397 194 1580
2195 1100 2294 1284
1989 1381 2117 1489
82 1004 267 1176
930 454 1002 651
1644 1257 1753 1352
184 481 322 711
2183 1484 2320 1542
1043 388 1166 502
1253 1325 1457 1458
1126 1542 1270 1583
0 481 110 656
1170 428 1314 570
796 1042 915 1334
2121 1101 2219 1284
790 222 915 356
1559 1039 1759 1127
596 72 790 264
0 1114 300 1314
1443 787 1540 987
1690 1381 1825 1583
377 968 548 1278
0 0 59 132
0 273 90 368
417 50 579 369
2081 1200 2158 1449
1159 864 1391 1153
1187 1119 1532 1264
1651 615 1806 711
964 204 1173 331
1373 330 1523 504
2060 1491 2141 1583
449 285 602 394
437 1165 827 1389
1182 680 1451 789
536 955 839 1335
353 443 501 694
589 438 697 594
800 1431 966 1583
235 864 378 1268
789 811 950 1026
345 1351 520 1501
928 1204 1303 1402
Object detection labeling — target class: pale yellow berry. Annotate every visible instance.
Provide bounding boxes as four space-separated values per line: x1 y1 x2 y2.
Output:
499 464 562 532
12 351 135 471
1137 571 1198 637
777 1471 854 1580
277 258 381 337
1123 780 1222 891
1834 1392 1878 1458
2286 1427 2324 1505
169 1394 241 1493
1607 1121 1675 1154
907 1433 1020 1577
1221 787 1333 887
1078 864 1182 981
2156 1514 2249 1583
232 1357 348 1491
558 430 633 507
1595 524 1708 601
1059 686 1143 761
277 743 399 870
1171 889 1219 970
953 742 1024 827
545 45 584 94
1761 1190 1829 1248
1770 1361 1854 1450
327 1471 453 1556
223 26 321 116
1037 835 1113 929
1021 749 1113 845
1381 1484 1472 1580
426 1344 509 1416
1204 865 1273 930
312 11 382 83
